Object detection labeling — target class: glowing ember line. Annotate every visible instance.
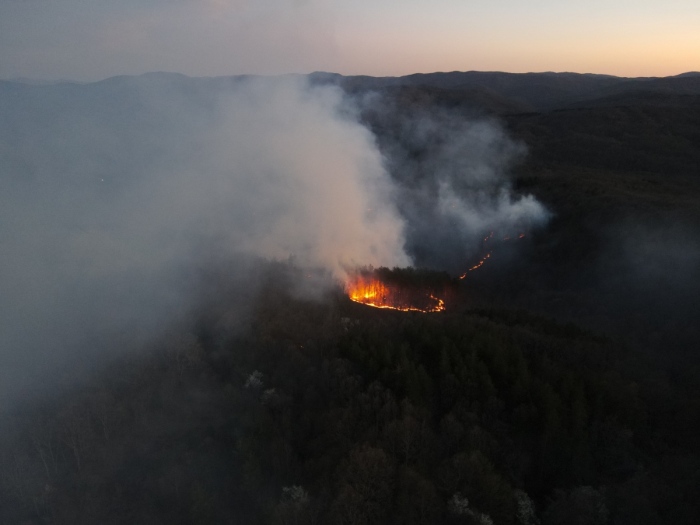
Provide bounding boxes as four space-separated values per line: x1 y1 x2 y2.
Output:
348 297 444 313
345 273 446 313
459 231 526 279
429 295 446 312
459 252 492 280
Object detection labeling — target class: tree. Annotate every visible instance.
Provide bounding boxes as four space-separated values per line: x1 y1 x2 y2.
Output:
331 445 393 525
543 486 608 525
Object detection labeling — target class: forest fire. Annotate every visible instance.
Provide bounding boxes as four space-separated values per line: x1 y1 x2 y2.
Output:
346 232 526 311
459 231 526 280
345 267 449 313
459 252 492 279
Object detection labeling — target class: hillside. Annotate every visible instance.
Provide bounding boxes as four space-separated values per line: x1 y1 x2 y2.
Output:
349 71 700 358
310 70 700 112
1 71 699 524
1 268 698 524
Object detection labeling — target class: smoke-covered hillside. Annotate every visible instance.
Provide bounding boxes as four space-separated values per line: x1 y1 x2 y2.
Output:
0 72 548 404
1 71 699 524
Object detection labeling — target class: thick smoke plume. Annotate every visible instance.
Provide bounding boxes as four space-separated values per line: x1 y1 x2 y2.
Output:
134 77 410 276
0 73 549 405
0 74 408 405
358 92 549 272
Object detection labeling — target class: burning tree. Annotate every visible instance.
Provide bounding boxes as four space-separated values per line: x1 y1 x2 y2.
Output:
345 266 454 312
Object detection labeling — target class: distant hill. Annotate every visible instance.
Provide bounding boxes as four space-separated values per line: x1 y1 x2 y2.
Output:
307 70 700 180
5 70 700 114
309 70 700 112
2 68 699 525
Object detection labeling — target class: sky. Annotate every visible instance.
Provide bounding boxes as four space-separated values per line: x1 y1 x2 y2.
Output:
1 0 699 81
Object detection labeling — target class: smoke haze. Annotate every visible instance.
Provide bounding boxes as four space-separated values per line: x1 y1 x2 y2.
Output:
358 93 549 272
0 75 410 405
0 73 548 405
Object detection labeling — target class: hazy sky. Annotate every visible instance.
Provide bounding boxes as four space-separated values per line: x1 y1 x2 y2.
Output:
1 0 698 81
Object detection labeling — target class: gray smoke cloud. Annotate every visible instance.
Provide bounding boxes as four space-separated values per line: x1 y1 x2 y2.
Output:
131 77 409 276
0 74 409 406
357 93 550 272
431 119 547 238
0 73 550 406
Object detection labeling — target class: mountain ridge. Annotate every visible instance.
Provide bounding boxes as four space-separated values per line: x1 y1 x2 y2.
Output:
5 70 700 113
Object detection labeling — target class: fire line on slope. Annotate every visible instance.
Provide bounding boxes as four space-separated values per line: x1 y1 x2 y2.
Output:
345 231 526 312
459 231 526 280
345 268 447 313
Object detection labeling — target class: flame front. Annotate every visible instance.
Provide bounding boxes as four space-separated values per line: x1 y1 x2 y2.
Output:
459 252 492 279
459 231 526 280
346 274 445 313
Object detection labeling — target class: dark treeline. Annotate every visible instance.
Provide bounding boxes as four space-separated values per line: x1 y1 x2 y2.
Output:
1 277 698 524
370 267 455 289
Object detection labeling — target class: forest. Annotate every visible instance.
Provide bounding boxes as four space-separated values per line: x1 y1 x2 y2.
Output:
1 71 699 524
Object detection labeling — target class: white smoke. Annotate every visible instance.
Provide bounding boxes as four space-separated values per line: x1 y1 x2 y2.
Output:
359 95 550 271
117 76 410 278
0 73 551 404
0 74 409 404
438 185 547 238
428 119 549 238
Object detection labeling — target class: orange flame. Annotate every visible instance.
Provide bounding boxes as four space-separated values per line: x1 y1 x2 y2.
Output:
459 252 492 280
345 230 527 310
459 231 526 279
346 273 445 313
